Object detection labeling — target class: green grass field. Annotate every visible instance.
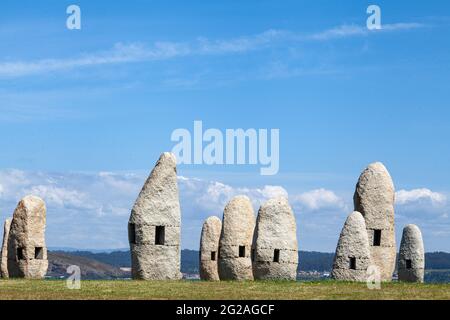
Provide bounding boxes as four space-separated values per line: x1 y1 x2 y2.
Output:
0 280 449 300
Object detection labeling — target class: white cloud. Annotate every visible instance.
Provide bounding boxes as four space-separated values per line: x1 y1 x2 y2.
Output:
1 169 449 251
0 169 292 249
396 188 447 206
178 177 289 215
0 42 191 77
309 23 424 40
309 25 367 40
23 184 91 210
381 22 425 31
0 22 425 78
293 188 346 211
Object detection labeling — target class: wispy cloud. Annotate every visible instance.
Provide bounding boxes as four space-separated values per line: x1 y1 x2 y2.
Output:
308 23 424 40
0 22 425 78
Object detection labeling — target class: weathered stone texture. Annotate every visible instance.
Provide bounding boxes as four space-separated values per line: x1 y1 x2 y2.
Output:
7 196 48 279
253 197 298 281
332 211 372 282
354 162 396 281
398 224 425 283
128 152 182 280
1 219 11 278
218 196 255 281
199 216 222 281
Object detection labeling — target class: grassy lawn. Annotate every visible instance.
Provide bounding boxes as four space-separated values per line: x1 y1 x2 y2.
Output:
0 280 449 300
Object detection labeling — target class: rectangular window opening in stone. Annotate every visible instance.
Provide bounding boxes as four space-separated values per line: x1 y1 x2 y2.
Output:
239 246 246 258
406 259 412 269
155 226 165 245
373 229 382 246
17 247 24 260
273 249 280 263
34 247 44 260
349 257 356 270
128 223 136 244
211 251 216 261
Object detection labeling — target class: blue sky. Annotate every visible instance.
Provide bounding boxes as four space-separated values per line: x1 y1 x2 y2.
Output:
0 1 449 251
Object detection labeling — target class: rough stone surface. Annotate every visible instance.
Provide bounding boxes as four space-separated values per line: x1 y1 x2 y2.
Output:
1 218 11 278
199 216 222 281
398 224 425 283
218 195 255 281
354 162 396 282
332 211 372 282
7 196 48 279
252 197 298 281
128 152 182 280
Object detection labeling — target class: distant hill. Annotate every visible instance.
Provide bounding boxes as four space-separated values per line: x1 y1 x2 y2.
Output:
57 250 345 273
47 252 129 280
50 250 450 275
425 252 450 270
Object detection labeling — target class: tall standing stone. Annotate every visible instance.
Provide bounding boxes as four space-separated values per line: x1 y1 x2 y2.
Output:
218 196 255 281
398 224 425 283
354 162 396 282
7 196 48 279
128 152 182 280
253 197 298 281
332 211 372 281
1 219 11 278
199 216 222 281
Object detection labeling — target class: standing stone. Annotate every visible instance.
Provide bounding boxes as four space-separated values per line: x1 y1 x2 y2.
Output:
332 211 372 281
199 216 222 281
218 196 255 281
398 224 425 283
253 197 298 281
1 219 11 278
354 162 396 282
128 152 182 280
7 196 48 279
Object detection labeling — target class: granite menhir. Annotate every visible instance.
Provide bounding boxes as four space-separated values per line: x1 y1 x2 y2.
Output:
199 216 222 281
332 211 372 282
128 152 182 280
1 218 11 278
218 196 255 281
252 197 298 281
398 224 425 283
7 196 48 279
354 162 396 282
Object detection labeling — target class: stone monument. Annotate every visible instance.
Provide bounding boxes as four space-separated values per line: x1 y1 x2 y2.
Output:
398 224 425 283
218 196 255 281
128 152 182 280
199 216 222 281
332 211 372 281
252 197 298 280
354 162 396 281
7 196 48 279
